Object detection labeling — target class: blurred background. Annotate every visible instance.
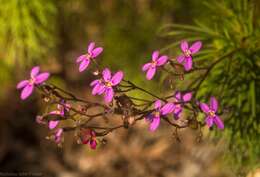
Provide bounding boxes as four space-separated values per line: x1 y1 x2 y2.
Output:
0 0 259 177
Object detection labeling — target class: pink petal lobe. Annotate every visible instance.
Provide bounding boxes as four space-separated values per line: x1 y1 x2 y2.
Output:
88 42 95 53
102 68 111 82
175 91 181 100
90 140 97 149
104 88 114 103
149 116 160 131
35 73 50 84
189 41 202 54
152 51 159 61
17 80 29 89
154 100 162 109
180 41 189 52
30 66 40 78
184 57 192 71
200 103 209 113
21 84 34 100
205 116 213 127
142 63 151 71
156 56 168 66
111 71 123 86
214 116 224 129
90 79 100 87
161 103 174 115
210 97 218 112
76 55 87 63
146 67 156 80
92 83 105 95
49 120 59 129
79 59 90 72
91 47 103 58
177 55 185 63
183 92 192 102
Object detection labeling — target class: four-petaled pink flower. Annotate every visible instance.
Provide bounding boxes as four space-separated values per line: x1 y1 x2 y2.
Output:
172 91 192 120
90 68 124 103
146 100 174 131
177 40 202 71
48 101 71 130
80 129 97 149
76 42 103 72
200 97 224 129
16 66 50 100
142 51 168 80
54 128 63 144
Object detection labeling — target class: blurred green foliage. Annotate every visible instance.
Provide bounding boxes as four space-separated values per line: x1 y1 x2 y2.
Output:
160 0 260 174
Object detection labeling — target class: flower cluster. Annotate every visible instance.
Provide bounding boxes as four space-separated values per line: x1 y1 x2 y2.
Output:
17 40 225 150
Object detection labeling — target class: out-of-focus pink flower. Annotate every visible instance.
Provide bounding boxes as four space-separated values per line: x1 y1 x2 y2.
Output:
142 51 168 80
80 129 97 149
16 66 50 100
177 40 202 71
48 101 71 130
172 91 192 120
146 100 174 131
200 97 224 129
76 42 103 72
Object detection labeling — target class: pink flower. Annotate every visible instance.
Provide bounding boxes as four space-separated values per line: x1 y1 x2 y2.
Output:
146 100 174 131
172 91 192 120
90 68 124 103
142 50 168 80
200 97 224 129
76 42 103 72
48 101 71 130
54 128 63 143
16 66 50 100
177 40 202 71
80 129 97 149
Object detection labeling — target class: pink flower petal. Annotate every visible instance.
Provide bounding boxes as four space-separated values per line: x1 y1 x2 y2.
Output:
17 80 29 89
210 97 218 112
111 71 123 86
152 51 159 61
76 55 87 63
177 55 185 63
200 103 209 113
21 84 34 100
175 91 181 101
90 79 100 87
30 66 40 78
90 140 97 149
102 68 111 82
156 56 168 66
49 120 59 129
149 116 160 131
142 63 152 71
79 59 90 72
91 47 103 58
182 92 192 102
35 73 50 84
180 41 189 52
92 83 105 95
154 100 162 109
161 103 175 115
104 88 114 103
146 67 156 80
205 116 213 127
214 116 224 129
88 42 95 53
55 128 63 143
184 57 192 71
189 41 202 54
